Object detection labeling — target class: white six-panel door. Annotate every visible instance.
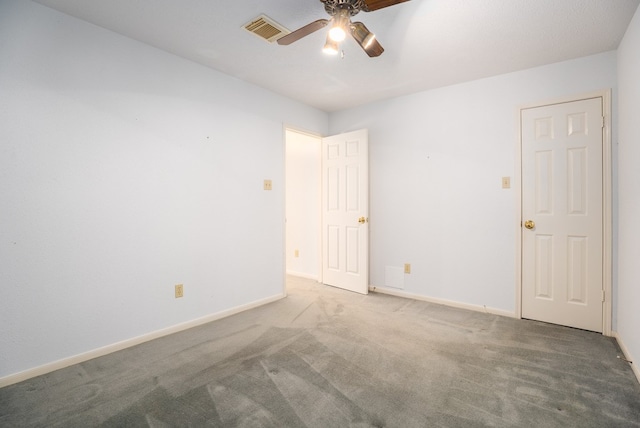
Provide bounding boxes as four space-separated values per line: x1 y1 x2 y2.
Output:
322 129 369 294
521 97 603 332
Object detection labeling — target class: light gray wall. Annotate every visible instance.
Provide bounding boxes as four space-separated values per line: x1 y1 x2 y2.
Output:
329 52 618 314
617 6 640 376
0 0 328 379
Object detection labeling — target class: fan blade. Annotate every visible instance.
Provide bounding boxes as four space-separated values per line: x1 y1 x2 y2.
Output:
277 19 329 45
362 0 410 12
350 22 384 57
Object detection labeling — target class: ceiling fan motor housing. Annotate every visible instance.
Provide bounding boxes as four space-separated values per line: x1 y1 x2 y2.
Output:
322 0 365 16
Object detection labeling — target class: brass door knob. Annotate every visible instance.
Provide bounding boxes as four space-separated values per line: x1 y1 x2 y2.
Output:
358 216 367 224
524 220 535 230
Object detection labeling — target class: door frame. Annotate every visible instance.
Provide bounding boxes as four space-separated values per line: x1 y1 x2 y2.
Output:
514 90 612 336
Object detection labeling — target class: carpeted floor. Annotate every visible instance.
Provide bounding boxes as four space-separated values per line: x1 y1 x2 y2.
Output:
1 276 639 427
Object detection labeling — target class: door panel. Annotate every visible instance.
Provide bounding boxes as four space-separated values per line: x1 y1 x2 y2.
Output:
521 98 603 332
322 129 368 294
534 234 553 299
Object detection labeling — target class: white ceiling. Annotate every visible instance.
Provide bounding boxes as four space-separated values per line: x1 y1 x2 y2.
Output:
34 0 640 112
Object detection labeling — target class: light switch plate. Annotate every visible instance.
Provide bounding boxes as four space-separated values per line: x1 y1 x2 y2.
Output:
264 179 273 191
502 177 511 189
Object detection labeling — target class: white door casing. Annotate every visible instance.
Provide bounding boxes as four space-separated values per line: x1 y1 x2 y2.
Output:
322 129 369 294
521 97 604 332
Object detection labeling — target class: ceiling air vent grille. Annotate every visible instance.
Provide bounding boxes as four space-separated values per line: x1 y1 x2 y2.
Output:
243 15 290 43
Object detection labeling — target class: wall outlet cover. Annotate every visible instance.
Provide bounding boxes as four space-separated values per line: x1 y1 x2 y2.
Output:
175 284 184 298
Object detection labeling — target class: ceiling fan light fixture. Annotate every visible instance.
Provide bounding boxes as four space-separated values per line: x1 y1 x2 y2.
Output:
362 32 376 49
323 35 340 54
329 9 350 42
329 25 346 42
323 43 339 55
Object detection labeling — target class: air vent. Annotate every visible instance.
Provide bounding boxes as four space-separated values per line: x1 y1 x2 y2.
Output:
243 15 290 43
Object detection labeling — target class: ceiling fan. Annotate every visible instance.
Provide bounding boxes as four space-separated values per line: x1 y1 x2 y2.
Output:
277 0 410 57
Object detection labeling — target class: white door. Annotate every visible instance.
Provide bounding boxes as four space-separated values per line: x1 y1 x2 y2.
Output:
521 97 604 332
322 129 369 294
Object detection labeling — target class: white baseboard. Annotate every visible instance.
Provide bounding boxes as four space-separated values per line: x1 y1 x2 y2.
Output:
369 285 516 318
286 270 319 281
0 293 286 389
613 331 640 385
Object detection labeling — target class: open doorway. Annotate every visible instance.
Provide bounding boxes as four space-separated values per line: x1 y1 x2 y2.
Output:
285 128 370 294
285 129 322 281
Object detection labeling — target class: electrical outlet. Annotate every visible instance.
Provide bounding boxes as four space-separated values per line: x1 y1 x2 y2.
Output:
263 179 273 191
294 249 299 258
175 284 184 298
404 263 411 274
